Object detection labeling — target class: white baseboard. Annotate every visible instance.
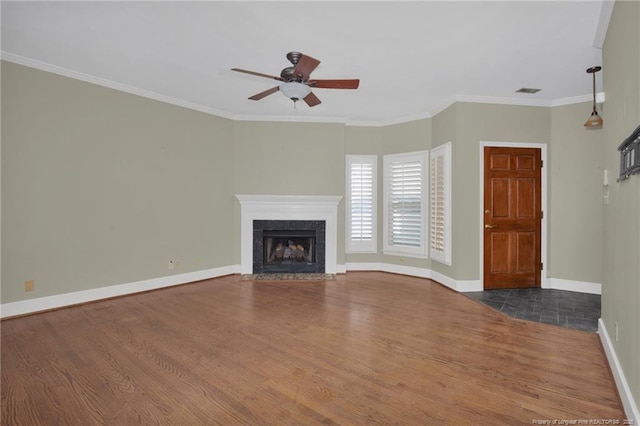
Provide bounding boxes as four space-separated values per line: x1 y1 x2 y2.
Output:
346 263 603 295
598 319 639 422
429 269 456 289
343 262 385 272
346 262 431 280
346 263 600 294
547 277 602 295
0 265 241 319
344 262 481 292
0 264 603 319
455 279 483 292
379 263 432 279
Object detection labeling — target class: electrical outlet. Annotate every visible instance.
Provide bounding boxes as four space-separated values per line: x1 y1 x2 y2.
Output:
615 322 619 342
24 280 35 292
168 260 175 270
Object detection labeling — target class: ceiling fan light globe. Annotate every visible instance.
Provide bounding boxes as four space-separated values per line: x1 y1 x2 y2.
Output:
279 82 311 101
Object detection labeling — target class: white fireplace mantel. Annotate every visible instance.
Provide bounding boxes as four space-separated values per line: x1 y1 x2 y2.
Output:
236 195 342 274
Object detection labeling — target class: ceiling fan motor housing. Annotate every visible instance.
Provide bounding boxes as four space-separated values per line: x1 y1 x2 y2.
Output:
280 66 298 82
280 52 306 82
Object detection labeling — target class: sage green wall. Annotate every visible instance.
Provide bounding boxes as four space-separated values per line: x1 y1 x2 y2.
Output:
1 61 235 303
231 120 347 264
454 103 550 281
431 104 458 278
345 126 382 155
231 121 345 195
344 125 382 264
380 118 433 269
602 0 640 409
548 102 604 284
381 119 431 155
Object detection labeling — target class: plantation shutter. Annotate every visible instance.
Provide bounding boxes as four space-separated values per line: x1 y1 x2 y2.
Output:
383 151 428 258
429 143 452 264
346 155 377 253
389 161 423 246
430 154 445 253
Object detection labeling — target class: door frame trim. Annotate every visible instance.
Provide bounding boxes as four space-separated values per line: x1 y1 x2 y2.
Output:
479 141 548 290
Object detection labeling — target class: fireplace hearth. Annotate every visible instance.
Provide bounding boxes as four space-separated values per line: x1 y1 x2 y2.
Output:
253 220 325 274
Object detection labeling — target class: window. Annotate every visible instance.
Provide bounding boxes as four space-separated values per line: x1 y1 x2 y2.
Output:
346 155 377 253
430 142 452 265
383 151 428 258
618 124 640 181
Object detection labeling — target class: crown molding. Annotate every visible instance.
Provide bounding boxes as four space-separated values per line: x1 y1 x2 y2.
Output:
347 111 432 127
552 92 605 106
232 114 348 124
1 52 606 128
429 93 605 117
1 52 353 125
593 0 614 49
455 94 553 107
1 51 238 120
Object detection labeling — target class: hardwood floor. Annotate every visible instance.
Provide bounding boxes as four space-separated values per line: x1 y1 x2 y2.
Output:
1 272 625 424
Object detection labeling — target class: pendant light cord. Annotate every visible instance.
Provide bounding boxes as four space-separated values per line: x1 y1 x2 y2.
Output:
592 72 597 111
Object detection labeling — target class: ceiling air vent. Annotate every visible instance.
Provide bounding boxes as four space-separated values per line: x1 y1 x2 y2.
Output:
516 88 541 94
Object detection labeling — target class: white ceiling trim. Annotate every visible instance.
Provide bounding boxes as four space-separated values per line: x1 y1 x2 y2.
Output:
455 94 600 108
0 52 236 121
347 111 433 128
593 0 615 49
391 92 606 127
552 92 606 106
232 114 348 124
1 52 605 128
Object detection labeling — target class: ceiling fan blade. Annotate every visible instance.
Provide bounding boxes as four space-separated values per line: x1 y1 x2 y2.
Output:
309 79 360 89
232 68 284 82
292 54 321 80
249 86 280 100
303 91 321 107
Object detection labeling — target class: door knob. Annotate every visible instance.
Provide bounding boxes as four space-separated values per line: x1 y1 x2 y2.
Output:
485 224 497 229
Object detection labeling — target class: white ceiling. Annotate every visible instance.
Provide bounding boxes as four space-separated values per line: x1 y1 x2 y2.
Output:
1 1 608 125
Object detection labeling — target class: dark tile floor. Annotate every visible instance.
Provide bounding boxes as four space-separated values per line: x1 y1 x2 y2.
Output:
465 288 600 333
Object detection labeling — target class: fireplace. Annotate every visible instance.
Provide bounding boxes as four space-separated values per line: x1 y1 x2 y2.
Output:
236 195 342 275
253 220 325 273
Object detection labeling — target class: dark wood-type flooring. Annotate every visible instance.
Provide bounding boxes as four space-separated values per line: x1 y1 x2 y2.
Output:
1 272 625 424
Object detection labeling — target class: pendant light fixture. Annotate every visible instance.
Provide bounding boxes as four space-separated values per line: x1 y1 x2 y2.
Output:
584 66 603 128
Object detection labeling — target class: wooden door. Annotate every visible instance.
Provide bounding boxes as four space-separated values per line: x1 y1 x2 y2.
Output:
483 147 542 289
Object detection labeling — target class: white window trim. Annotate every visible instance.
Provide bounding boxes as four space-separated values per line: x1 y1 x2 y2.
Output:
346 155 378 253
430 142 452 265
383 150 428 259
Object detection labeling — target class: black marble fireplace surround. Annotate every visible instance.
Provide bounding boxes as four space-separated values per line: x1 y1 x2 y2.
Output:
253 220 326 274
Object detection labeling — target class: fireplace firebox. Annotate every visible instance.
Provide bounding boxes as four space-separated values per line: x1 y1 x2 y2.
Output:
253 220 325 273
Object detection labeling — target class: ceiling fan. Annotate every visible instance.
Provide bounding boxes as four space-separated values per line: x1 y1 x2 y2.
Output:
231 51 360 107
